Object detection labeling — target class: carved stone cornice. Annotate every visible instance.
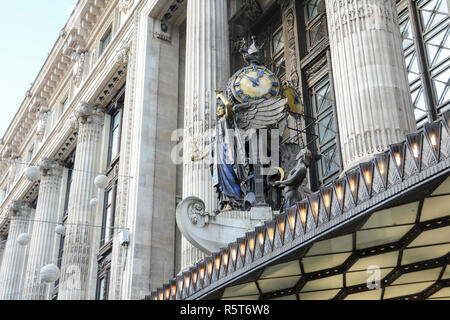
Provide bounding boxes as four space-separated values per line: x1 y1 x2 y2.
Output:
72 50 87 87
115 35 132 66
38 158 64 177
1 145 19 160
118 0 135 13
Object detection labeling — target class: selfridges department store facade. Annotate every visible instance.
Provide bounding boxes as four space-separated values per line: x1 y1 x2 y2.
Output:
0 0 448 301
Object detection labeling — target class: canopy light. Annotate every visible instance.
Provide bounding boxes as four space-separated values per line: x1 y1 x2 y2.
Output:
424 122 442 161
265 221 276 248
390 142 406 180
374 152 390 189
359 161 374 197
321 186 333 218
346 169 360 204
406 132 423 170
309 193 320 225
297 200 309 232
286 207 297 237
276 214 286 244
333 178 346 212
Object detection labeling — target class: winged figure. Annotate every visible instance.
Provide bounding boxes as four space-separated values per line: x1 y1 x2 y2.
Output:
211 94 289 211
233 97 288 130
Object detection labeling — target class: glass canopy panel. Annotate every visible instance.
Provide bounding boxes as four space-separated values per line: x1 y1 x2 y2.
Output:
305 234 353 256
384 282 433 299
356 225 413 250
259 260 301 279
222 295 259 300
271 294 297 300
429 287 450 299
222 282 259 298
299 289 340 300
349 251 399 272
401 243 450 265
257 276 301 293
344 289 382 300
346 268 394 287
391 267 442 285
443 265 450 279
361 202 418 229
302 253 351 273
300 274 343 292
431 176 450 195
407 226 450 247
420 194 450 221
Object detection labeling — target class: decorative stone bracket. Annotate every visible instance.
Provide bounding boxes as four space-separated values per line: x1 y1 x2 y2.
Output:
176 197 273 255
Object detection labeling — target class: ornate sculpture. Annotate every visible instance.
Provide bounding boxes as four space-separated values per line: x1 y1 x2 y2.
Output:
270 148 313 211
209 35 304 212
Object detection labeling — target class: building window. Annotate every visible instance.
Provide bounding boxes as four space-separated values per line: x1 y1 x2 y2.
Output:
53 150 75 299
61 96 69 114
96 268 111 300
99 27 112 57
299 1 342 189
107 88 124 166
398 0 449 126
304 0 327 52
310 74 340 185
108 109 122 164
257 14 286 81
101 184 116 246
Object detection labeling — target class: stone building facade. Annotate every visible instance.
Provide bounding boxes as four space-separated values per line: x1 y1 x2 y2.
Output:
0 0 448 300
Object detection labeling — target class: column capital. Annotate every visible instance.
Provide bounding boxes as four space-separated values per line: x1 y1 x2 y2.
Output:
73 102 105 126
38 158 64 177
7 200 31 218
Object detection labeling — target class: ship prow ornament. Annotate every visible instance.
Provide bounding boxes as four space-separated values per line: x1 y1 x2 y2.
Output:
177 35 310 254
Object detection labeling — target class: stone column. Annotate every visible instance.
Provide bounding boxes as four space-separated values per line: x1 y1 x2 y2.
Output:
0 234 7 273
325 0 416 171
0 201 32 300
181 0 230 270
22 159 63 300
58 102 105 300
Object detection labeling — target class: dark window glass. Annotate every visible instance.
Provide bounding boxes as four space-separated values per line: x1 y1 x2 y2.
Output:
309 75 340 186
304 0 327 51
398 0 450 125
99 28 112 56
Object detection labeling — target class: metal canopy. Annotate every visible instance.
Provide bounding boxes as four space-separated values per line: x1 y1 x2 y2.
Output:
148 111 450 300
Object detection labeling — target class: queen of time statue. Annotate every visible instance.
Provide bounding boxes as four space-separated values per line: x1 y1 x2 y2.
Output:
206 34 311 213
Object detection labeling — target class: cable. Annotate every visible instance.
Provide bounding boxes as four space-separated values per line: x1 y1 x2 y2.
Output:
0 215 129 231
0 158 134 180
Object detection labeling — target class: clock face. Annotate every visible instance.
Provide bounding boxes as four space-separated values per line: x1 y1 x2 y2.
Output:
230 65 281 103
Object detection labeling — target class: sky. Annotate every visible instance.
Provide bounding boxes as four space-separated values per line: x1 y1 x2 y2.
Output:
0 0 78 138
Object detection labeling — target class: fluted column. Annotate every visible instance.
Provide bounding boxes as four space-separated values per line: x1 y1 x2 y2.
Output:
181 0 230 270
58 102 105 300
0 201 32 300
0 235 6 268
325 0 416 170
22 159 63 300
